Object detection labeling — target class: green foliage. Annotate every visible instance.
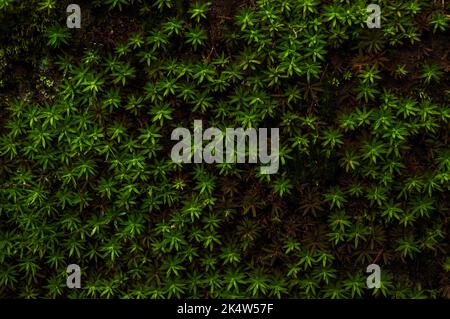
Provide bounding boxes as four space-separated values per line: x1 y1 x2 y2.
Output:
0 0 449 299
46 25 71 48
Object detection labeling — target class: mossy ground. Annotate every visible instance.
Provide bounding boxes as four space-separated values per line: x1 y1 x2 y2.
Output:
0 0 449 299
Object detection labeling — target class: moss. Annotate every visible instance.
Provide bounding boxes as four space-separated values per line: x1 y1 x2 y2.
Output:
0 0 449 299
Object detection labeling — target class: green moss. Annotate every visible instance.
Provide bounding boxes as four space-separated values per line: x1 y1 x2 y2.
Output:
0 0 449 299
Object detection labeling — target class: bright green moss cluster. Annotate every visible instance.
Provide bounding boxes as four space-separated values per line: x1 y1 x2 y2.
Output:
0 0 449 298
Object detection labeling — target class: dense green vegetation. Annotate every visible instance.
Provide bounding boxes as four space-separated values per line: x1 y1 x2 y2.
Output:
0 0 449 298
